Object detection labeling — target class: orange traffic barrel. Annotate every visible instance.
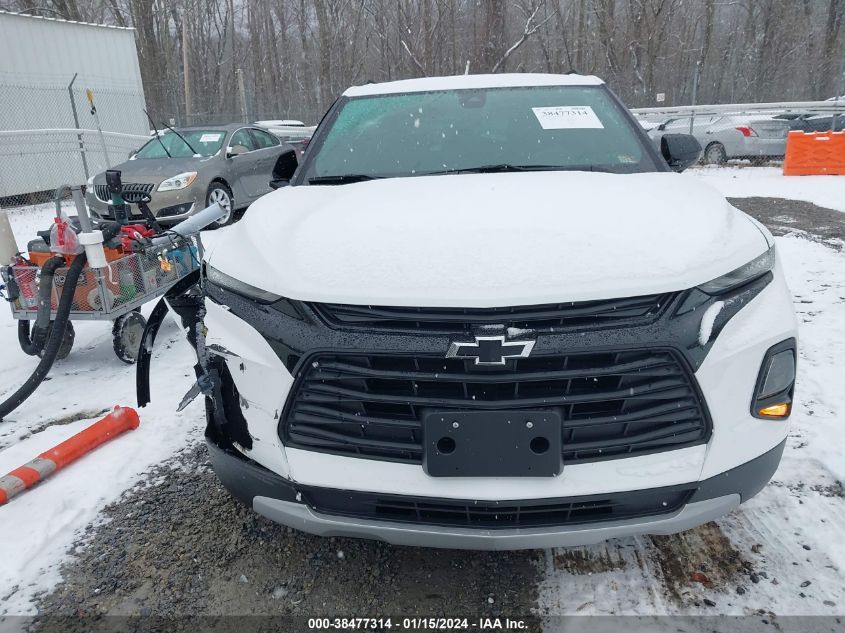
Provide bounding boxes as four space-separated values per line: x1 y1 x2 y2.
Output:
783 129 845 176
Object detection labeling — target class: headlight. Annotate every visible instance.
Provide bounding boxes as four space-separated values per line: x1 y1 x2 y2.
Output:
87 175 95 187
158 171 198 192
206 265 281 304
698 244 775 295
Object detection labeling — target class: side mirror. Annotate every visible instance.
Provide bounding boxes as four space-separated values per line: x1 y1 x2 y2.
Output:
227 145 248 158
269 148 298 189
660 133 702 172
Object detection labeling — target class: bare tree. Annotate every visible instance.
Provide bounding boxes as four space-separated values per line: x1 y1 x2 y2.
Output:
4 0 843 122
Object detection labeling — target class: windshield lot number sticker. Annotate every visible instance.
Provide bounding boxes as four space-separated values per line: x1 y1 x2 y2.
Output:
532 105 604 129
199 133 223 143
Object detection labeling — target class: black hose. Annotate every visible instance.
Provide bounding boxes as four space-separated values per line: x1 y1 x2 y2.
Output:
18 320 37 357
0 223 120 421
19 256 66 356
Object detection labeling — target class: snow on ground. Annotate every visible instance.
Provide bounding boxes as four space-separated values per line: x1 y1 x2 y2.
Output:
0 203 224 615
1 171 845 618
686 166 845 213
539 233 845 618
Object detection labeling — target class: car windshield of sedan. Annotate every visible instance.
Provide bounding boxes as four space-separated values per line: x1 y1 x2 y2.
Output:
133 129 226 159
306 85 657 182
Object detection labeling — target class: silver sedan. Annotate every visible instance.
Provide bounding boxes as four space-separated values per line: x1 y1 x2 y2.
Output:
648 115 792 165
85 123 291 227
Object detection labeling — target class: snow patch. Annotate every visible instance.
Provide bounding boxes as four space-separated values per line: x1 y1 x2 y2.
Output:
698 301 725 346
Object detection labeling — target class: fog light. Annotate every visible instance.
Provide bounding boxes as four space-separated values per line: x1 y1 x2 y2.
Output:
751 339 796 420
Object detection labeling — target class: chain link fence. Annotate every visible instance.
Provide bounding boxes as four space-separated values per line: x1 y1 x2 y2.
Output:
631 100 845 166
0 80 149 213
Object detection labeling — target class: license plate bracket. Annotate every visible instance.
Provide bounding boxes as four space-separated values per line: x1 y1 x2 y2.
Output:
423 410 562 477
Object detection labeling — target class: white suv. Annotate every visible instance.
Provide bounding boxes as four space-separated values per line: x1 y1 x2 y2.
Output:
186 74 797 550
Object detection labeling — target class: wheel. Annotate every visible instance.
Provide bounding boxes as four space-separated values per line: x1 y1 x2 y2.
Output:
206 181 234 227
39 320 75 360
112 311 147 364
704 142 727 165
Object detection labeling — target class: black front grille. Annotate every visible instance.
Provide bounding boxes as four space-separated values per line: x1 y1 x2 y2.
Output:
310 293 674 333
94 182 154 203
283 348 710 465
302 484 695 529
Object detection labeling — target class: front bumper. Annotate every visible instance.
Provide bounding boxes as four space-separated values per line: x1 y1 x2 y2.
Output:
208 434 784 550
85 185 200 224
196 251 797 548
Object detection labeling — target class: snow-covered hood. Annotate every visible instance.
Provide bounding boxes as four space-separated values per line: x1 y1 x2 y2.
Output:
207 171 769 307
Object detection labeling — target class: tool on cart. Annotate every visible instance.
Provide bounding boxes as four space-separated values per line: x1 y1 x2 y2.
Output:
0 173 226 421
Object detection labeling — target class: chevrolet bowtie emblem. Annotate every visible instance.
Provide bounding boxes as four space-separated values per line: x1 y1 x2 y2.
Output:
446 335 536 366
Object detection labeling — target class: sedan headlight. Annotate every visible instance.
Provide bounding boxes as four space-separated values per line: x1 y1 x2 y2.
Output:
698 244 775 295
158 171 198 192
206 265 281 304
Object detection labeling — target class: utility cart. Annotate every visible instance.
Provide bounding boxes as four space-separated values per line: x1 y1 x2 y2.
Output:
2 179 201 363
7 240 199 362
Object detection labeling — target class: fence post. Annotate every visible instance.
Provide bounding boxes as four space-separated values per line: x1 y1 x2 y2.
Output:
67 73 89 181
688 61 701 135
834 68 844 133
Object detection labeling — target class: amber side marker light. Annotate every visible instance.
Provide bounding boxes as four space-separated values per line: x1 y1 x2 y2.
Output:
757 402 791 418
751 339 797 420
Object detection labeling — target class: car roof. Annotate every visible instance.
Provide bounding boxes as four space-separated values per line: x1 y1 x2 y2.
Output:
170 123 251 132
343 73 604 97
255 119 306 127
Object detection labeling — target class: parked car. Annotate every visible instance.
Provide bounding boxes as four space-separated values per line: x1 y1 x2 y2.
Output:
183 73 797 550
86 123 291 227
255 119 315 141
800 114 845 132
648 115 792 164
255 120 316 158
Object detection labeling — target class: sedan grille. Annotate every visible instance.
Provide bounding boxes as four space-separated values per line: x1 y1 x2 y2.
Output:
283 348 710 465
301 484 696 529
94 182 154 203
309 293 674 333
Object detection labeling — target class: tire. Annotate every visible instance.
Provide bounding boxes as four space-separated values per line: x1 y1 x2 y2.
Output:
40 320 75 360
704 142 727 165
206 181 234 227
112 311 147 364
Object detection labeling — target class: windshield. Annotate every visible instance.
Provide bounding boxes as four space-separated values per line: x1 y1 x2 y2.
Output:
133 130 226 159
305 85 657 181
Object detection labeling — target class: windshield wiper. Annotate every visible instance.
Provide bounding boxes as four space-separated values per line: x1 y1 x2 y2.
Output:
425 164 619 175
160 121 199 156
308 174 381 185
143 109 171 158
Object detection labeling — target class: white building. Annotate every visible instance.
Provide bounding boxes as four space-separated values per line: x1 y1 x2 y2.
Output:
0 10 148 199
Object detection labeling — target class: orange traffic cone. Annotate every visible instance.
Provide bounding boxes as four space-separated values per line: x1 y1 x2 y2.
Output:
0 406 140 505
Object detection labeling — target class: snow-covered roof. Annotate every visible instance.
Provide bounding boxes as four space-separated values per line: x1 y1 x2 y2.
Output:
0 9 134 31
343 73 604 97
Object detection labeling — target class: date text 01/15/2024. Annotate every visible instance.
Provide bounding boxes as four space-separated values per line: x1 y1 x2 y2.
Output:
307 617 531 630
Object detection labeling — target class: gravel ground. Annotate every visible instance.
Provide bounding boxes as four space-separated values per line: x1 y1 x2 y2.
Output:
26 196 844 628
727 197 845 248
33 443 543 628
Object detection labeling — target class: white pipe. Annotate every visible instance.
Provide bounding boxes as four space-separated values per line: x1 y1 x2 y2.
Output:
631 101 844 117
0 129 149 141
150 203 226 247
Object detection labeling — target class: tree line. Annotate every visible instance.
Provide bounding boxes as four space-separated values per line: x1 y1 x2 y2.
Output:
4 0 845 125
